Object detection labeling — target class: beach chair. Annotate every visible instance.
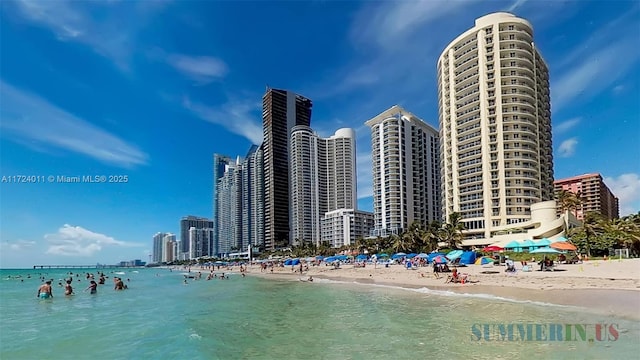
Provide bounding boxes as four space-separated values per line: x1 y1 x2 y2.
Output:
521 265 532 272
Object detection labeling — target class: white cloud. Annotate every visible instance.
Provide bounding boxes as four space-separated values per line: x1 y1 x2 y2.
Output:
557 138 578 158
45 224 142 257
0 81 149 168
506 0 528 12
551 8 640 111
183 97 263 145
554 117 581 134
349 0 470 50
10 0 169 70
604 173 640 216
167 54 228 84
0 239 36 251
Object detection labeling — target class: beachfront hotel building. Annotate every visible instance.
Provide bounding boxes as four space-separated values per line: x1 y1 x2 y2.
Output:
321 209 374 248
180 216 214 258
365 105 441 237
162 233 177 263
290 126 357 245
437 12 554 242
241 145 265 250
188 227 215 259
554 173 619 220
262 87 313 250
152 232 167 263
212 153 232 255
216 158 243 255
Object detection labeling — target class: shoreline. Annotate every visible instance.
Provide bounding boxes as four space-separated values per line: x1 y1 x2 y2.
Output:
245 259 640 321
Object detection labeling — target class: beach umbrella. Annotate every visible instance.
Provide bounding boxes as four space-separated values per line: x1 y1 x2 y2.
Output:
284 259 293 266
550 242 577 251
416 253 429 259
406 253 417 259
391 253 407 259
475 256 495 265
427 252 446 263
482 245 503 252
315 256 324 260
447 250 464 260
377 253 389 258
356 254 368 261
529 247 561 254
433 255 448 264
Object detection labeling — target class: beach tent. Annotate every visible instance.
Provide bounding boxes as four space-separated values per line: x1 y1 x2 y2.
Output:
519 239 536 250
459 251 477 265
534 238 551 247
447 250 464 261
284 259 293 266
291 259 301 266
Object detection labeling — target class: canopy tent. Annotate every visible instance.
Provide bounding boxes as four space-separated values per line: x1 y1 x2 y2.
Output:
534 238 551 247
459 251 477 265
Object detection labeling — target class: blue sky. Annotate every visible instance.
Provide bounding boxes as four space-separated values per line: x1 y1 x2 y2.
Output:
1 0 639 268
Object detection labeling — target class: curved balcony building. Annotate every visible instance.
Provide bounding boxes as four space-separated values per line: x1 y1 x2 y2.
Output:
437 13 554 240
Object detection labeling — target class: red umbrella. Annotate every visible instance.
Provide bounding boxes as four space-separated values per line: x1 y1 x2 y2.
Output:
482 245 504 252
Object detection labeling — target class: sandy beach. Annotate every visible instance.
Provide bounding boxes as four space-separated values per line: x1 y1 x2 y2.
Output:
246 258 640 320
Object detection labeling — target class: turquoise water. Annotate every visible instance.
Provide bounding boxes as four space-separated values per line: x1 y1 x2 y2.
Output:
1 267 639 359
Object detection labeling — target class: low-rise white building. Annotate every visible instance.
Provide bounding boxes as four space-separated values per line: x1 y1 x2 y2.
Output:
321 209 374 248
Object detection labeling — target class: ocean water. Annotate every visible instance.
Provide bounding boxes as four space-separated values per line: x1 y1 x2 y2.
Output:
1 267 638 360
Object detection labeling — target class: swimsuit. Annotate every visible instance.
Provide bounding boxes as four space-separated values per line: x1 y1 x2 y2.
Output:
39 292 51 299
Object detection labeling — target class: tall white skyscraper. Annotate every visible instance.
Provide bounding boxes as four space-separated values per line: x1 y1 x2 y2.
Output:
365 105 441 237
217 159 242 255
437 12 553 239
290 126 357 245
241 145 265 250
152 232 167 263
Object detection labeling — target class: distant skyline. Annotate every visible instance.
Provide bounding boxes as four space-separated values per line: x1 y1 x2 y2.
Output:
1 0 639 268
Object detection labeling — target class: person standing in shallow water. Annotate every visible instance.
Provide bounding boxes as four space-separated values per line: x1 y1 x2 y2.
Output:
85 280 98 294
64 280 74 295
37 280 53 299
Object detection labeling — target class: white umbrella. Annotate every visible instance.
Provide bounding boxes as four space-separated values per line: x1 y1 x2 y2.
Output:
530 247 561 254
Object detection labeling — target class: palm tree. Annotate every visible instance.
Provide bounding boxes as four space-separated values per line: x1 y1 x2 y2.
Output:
555 189 582 234
440 213 465 249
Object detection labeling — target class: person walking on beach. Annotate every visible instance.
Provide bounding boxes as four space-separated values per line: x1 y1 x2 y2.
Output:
64 280 74 295
37 280 53 299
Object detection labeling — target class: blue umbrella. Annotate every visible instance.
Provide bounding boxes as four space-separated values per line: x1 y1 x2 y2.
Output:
291 259 300 265
284 259 293 265
356 254 368 260
433 255 448 264
427 252 445 263
406 253 417 259
376 253 389 258
324 256 337 262
391 253 407 259
416 253 429 259
315 256 324 260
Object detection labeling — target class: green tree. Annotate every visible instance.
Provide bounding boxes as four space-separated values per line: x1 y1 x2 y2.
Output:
440 213 465 249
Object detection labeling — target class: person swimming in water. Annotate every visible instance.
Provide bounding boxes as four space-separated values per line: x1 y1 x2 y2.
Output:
37 281 53 299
